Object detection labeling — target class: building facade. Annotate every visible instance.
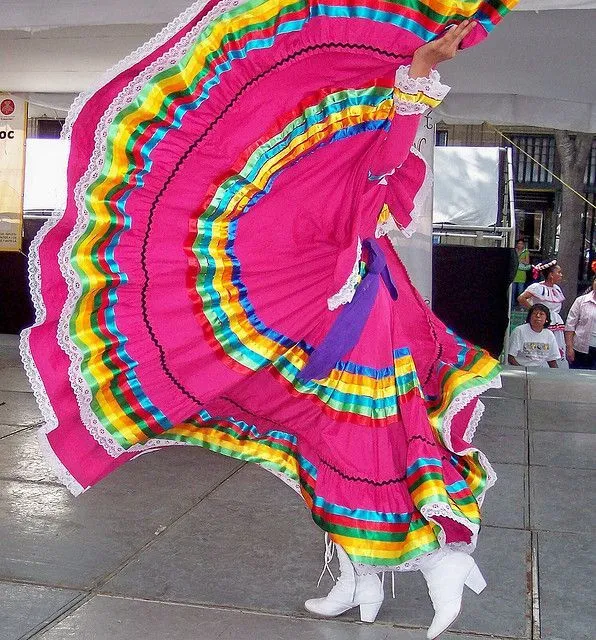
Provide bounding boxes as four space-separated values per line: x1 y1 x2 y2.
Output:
436 123 596 285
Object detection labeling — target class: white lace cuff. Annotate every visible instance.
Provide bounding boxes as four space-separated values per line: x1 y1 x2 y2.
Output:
393 65 450 115
374 147 432 239
395 65 451 100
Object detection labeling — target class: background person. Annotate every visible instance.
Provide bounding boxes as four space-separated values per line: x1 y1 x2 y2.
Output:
511 238 530 308
518 261 566 365
508 304 559 368
565 276 596 370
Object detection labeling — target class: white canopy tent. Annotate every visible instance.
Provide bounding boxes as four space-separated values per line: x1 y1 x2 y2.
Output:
2 0 595 30
1 1 594 131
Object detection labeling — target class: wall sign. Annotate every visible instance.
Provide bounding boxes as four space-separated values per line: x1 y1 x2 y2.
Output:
0 93 28 252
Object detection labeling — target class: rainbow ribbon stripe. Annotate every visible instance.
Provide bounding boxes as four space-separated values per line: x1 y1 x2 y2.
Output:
63 0 509 563
156 346 492 566
188 86 410 421
71 0 513 448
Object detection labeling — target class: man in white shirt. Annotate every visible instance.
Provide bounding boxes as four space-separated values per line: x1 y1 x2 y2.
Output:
565 276 596 370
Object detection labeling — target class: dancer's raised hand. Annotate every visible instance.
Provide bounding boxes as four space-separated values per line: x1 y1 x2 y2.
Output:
410 19 476 78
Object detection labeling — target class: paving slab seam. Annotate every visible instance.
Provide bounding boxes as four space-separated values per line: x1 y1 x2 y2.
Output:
24 462 249 639
530 532 541 640
521 531 533 640
527 460 592 470
0 425 36 439
17 592 89 640
524 390 530 535
524 373 535 640
0 475 70 489
0 420 46 429
0 389 41 396
482 524 529 533
437 633 526 640
0 576 86 592
25 594 96 640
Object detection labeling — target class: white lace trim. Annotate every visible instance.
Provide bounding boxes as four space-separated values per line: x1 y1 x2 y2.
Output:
37 428 86 496
258 463 301 494
18 202 77 479
375 212 399 239
394 65 451 101
394 101 430 116
375 145 433 240
18 326 87 495
47 0 260 459
463 399 485 443
19 327 88 495
19 329 58 432
327 237 363 310
61 0 247 139
354 540 475 575
401 145 432 238
441 375 501 508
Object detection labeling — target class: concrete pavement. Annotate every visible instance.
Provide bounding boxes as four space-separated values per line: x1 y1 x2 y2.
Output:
0 334 594 640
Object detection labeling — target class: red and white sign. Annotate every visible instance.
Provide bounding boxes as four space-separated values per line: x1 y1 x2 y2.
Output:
0 93 28 252
1 99 16 117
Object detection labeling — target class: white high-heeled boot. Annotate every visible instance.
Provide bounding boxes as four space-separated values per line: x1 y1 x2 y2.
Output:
304 543 384 622
419 549 487 639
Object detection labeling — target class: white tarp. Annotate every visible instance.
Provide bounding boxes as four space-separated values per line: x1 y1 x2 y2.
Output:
435 7 596 132
2 1 595 29
521 0 596 8
433 147 501 227
23 139 69 211
0 1 197 29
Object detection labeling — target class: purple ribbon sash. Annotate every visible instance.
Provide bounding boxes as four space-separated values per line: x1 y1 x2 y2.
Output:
298 237 398 381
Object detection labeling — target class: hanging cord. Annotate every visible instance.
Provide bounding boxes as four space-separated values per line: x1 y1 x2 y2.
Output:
488 124 595 210
316 532 336 587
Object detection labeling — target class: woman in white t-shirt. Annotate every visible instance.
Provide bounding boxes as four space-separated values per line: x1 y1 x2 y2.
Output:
518 261 566 363
508 304 560 368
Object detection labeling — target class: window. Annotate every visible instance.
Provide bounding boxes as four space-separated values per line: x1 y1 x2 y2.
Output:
35 118 65 139
515 210 543 251
509 135 556 185
435 129 448 146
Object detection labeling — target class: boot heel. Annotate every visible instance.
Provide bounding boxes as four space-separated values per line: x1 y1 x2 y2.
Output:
359 600 382 623
464 564 487 594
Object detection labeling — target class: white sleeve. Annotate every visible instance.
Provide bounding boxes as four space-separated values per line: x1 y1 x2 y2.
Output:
508 326 522 356
546 332 560 361
524 283 539 299
565 298 581 331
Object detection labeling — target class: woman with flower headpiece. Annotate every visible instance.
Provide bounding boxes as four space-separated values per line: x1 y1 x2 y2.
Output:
518 261 566 364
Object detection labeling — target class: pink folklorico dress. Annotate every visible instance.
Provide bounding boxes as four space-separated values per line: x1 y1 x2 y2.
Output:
21 0 515 573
